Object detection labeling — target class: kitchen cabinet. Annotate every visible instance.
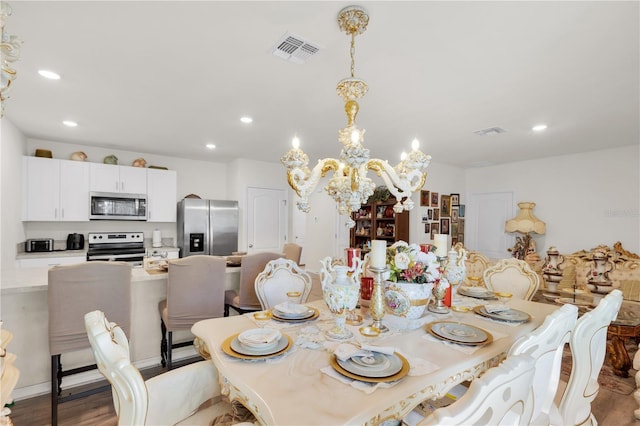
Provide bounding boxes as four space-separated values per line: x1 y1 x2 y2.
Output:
146 168 177 222
350 197 409 254
90 163 147 194
16 256 86 268
22 156 90 221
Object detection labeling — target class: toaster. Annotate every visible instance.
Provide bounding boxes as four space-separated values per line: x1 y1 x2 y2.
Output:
25 238 54 252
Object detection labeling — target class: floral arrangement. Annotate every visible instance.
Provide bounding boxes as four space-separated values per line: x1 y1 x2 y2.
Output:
386 241 444 285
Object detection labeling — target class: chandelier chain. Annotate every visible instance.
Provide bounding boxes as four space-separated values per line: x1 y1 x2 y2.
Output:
350 33 356 78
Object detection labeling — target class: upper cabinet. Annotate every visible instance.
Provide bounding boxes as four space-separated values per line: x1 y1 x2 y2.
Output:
22 156 90 221
89 163 147 194
147 169 177 222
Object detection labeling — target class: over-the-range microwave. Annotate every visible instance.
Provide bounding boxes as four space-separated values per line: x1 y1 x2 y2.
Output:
90 192 147 221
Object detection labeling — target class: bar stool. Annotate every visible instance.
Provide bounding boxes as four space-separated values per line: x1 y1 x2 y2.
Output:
159 255 226 370
48 261 131 426
225 252 282 316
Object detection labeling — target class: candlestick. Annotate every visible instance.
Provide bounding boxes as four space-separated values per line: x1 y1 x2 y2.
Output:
370 240 387 269
367 265 389 333
434 234 448 258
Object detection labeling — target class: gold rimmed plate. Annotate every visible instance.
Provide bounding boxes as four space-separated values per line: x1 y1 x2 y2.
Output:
221 333 293 360
270 307 319 323
473 305 531 323
426 321 493 346
330 352 410 383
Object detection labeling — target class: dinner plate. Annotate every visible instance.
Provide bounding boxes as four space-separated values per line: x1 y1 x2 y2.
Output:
270 307 319 322
555 297 593 308
426 322 494 347
337 352 402 378
349 353 391 370
331 352 410 383
427 321 490 344
272 304 315 319
473 305 531 323
457 287 496 300
222 334 293 359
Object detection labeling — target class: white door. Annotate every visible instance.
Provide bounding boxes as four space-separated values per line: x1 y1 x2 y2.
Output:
467 191 514 259
247 187 287 253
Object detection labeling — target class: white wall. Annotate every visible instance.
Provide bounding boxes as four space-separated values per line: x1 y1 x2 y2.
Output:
0 119 27 269
465 145 640 255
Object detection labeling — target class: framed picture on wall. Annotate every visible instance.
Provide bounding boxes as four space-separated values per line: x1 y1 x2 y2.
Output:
431 192 439 207
440 218 450 234
458 218 465 233
420 190 430 206
450 193 460 206
430 223 439 239
427 208 433 220
422 212 429 223
441 195 451 217
433 209 440 221
459 204 465 218
424 223 430 233
451 222 459 236
458 233 465 244
451 236 458 246
451 206 459 222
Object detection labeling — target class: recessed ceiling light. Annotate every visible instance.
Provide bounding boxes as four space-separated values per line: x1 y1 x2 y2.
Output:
206 143 216 149
38 69 61 80
62 120 78 127
240 116 253 124
532 124 548 131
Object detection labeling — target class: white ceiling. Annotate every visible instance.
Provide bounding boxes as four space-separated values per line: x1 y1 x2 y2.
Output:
4 1 639 168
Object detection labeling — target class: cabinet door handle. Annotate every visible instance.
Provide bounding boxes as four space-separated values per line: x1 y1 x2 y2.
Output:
115 181 119 191
121 181 124 192
61 208 64 219
54 208 58 219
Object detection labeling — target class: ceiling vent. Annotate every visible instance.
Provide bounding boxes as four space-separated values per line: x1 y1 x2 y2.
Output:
473 126 507 136
271 32 321 64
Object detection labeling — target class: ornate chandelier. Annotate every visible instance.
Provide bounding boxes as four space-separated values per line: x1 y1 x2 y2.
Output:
1 1 22 117
281 5 431 228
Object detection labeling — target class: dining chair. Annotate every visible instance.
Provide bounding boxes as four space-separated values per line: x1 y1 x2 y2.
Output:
225 252 282 316
464 250 491 286
85 310 255 426
159 255 227 370
419 354 536 425
48 261 131 426
557 289 623 426
282 243 303 265
483 258 540 300
254 258 312 310
507 303 578 425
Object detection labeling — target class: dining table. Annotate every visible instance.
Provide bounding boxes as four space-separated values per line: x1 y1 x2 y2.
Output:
192 292 559 425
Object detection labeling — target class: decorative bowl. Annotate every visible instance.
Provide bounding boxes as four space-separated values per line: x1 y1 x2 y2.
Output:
384 281 433 319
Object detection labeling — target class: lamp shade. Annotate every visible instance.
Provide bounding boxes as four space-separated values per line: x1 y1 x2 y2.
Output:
505 202 546 235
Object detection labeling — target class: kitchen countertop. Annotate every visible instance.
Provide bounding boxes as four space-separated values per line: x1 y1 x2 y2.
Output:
15 249 87 260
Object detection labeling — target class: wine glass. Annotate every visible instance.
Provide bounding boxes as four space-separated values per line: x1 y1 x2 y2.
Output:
495 292 513 308
450 305 471 323
286 291 302 306
253 311 271 328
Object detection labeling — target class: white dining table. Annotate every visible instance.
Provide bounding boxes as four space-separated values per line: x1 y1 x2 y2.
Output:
192 297 558 426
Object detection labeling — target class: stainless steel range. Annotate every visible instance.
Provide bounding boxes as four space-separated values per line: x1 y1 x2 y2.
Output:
86 232 145 266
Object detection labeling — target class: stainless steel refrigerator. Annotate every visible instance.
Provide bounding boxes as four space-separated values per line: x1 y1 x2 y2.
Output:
177 199 239 257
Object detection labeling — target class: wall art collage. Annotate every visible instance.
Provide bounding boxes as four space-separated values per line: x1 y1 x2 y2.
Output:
420 190 465 245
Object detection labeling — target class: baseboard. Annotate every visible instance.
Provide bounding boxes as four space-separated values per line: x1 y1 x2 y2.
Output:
12 347 197 401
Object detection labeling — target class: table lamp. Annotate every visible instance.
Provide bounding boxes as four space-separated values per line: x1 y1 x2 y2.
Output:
505 202 546 265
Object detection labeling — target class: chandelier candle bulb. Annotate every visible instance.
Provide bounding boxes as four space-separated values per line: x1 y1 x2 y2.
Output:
370 240 387 268
434 234 448 258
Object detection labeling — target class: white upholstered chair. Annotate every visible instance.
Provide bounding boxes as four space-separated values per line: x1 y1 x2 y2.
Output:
225 252 282 316
282 243 303 265
508 303 578 425
48 261 131 425
419 354 536 425
255 258 312 310
483 258 540 300
159 255 227 370
85 310 254 426
557 289 623 426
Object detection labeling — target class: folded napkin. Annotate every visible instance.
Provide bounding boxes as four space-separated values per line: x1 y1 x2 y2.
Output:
274 302 309 315
484 304 511 313
237 328 281 345
333 342 396 362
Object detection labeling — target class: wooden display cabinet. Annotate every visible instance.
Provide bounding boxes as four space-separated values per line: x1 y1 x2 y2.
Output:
350 198 409 255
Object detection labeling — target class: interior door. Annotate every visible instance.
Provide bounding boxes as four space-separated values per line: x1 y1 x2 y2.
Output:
247 187 287 253
467 191 514 259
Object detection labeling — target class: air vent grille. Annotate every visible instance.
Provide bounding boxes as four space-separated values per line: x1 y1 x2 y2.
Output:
473 126 507 136
271 32 321 64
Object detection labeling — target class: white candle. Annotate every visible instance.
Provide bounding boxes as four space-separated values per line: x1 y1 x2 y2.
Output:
370 240 387 269
434 234 448 258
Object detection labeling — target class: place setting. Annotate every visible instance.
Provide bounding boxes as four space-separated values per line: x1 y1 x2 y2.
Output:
270 301 320 323
472 292 532 325
457 285 497 300
221 327 294 361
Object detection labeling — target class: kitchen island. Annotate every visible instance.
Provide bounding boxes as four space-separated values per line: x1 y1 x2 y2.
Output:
0 264 240 400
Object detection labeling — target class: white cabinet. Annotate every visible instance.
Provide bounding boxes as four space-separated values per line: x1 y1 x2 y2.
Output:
146 168 177 222
22 157 90 221
90 163 147 194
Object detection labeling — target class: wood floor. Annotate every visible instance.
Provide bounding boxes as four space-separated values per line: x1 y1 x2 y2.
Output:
8 363 639 425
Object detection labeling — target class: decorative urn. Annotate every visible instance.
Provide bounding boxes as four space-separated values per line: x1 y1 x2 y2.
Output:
320 256 362 339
